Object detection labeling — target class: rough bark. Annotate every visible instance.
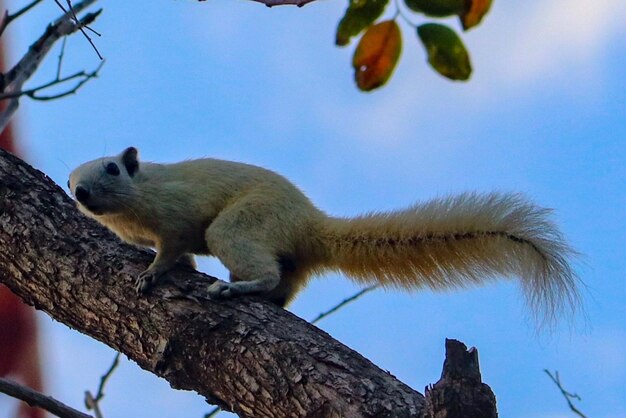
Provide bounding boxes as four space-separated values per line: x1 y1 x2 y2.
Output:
423 339 498 418
0 148 425 416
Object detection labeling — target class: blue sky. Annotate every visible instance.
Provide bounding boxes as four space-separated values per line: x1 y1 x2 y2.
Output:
1 0 625 417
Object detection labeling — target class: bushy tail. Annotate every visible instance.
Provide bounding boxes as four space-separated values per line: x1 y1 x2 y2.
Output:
318 193 580 323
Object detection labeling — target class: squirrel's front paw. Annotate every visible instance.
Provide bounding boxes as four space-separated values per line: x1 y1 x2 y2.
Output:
136 270 161 295
207 281 237 300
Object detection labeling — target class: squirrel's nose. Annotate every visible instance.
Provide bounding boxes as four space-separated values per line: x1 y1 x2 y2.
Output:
75 185 90 203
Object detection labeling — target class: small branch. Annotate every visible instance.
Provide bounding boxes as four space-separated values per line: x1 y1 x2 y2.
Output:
94 353 121 403
83 394 102 418
3 0 100 88
0 0 45 38
544 369 587 418
56 36 68 79
0 378 94 418
197 0 316 7
393 0 421 28
66 0 102 37
250 0 317 7
54 0 103 59
311 285 378 324
84 352 120 418
204 407 221 418
0 60 104 101
0 98 18 135
0 0 101 133
28 61 103 101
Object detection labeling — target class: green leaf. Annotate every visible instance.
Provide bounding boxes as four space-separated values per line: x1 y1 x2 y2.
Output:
417 23 471 81
336 0 389 46
353 20 402 91
404 0 465 17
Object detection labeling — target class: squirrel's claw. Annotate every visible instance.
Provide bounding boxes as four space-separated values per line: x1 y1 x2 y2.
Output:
207 280 236 300
136 269 160 295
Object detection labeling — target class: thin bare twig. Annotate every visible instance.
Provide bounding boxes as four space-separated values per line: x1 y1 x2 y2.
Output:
544 369 587 418
0 0 101 133
84 352 121 418
204 407 221 418
311 285 379 324
2 1 100 88
54 0 103 59
29 61 103 101
66 0 101 36
204 285 379 417
0 60 104 101
0 0 45 38
56 36 68 79
0 377 94 418
83 394 102 418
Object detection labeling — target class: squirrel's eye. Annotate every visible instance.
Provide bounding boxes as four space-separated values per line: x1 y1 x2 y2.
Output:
67 180 71 189
105 162 120 176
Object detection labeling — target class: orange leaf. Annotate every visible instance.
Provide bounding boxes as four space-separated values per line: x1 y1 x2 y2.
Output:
352 20 402 91
461 0 493 30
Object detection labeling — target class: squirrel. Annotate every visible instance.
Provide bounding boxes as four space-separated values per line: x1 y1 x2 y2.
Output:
68 147 580 319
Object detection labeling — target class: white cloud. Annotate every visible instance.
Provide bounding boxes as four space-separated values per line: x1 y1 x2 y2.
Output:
476 0 626 82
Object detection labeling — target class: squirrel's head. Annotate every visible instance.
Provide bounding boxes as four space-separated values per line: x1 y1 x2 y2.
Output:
69 147 140 216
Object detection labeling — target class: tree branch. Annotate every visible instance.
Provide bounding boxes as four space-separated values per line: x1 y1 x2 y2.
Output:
0 61 104 101
197 0 318 8
0 378 93 418
0 97 18 135
310 285 378 325
206 284 380 415
544 369 587 418
0 0 101 133
84 353 120 418
0 0 45 38
0 148 425 416
53 0 103 59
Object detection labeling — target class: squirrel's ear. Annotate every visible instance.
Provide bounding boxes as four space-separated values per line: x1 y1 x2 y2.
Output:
121 147 139 177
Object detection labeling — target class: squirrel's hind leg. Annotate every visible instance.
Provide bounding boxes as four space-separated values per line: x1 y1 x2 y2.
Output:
206 234 281 300
204 189 297 302
177 253 196 269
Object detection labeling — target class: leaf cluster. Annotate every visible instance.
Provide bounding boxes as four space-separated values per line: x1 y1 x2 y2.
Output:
336 0 492 91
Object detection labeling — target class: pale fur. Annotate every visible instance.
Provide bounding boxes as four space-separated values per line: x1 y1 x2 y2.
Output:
69 147 580 322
